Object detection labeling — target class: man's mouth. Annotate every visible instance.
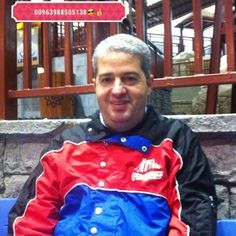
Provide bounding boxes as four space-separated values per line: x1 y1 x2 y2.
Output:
110 101 129 110
110 100 128 105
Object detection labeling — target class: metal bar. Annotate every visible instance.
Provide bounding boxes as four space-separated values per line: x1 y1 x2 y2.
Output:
178 27 185 53
205 85 218 114
192 0 203 74
8 72 236 99
152 72 236 88
9 84 95 98
231 84 236 112
23 22 32 89
95 23 107 45
86 23 94 83
135 0 145 40
64 22 73 85
224 0 236 113
206 0 224 114
42 23 52 87
109 23 118 35
52 23 58 57
209 0 224 72
224 0 235 71
163 0 173 76
0 0 17 119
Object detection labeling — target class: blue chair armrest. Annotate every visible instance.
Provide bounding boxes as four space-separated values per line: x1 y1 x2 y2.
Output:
216 219 236 236
0 198 17 236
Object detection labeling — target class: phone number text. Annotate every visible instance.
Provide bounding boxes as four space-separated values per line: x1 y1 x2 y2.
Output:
33 9 87 16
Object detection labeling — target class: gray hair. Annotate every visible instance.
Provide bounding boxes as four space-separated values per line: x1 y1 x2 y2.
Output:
92 34 151 78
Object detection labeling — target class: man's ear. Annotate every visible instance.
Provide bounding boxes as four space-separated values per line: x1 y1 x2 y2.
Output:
93 78 96 88
147 74 153 95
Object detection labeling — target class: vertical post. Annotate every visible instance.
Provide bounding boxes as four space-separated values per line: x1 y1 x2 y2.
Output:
95 23 108 44
23 22 32 89
42 23 52 87
224 0 236 112
0 0 17 119
232 84 236 112
192 0 203 74
64 22 73 85
224 0 235 71
178 26 185 53
86 23 94 83
163 0 173 76
109 23 118 35
52 23 58 57
135 0 145 40
206 0 224 114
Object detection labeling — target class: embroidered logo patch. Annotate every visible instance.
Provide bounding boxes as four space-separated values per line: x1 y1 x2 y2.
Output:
132 158 163 181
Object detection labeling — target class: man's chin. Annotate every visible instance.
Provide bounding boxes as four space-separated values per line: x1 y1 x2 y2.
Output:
109 113 130 124
111 116 129 123
111 106 128 113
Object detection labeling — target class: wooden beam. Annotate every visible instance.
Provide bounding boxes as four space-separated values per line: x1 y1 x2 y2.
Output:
64 22 73 85
135 0 145 40
109 23 118 35
86 23 94 83
8 72 236 98
206 0 224 114
163 0 173 76
192 0 203 74
224 0 236 113
0 0 17 119
42 23 52 87
224 0 235 71
9 84 95 98
152 72 236 88
23 23 32 89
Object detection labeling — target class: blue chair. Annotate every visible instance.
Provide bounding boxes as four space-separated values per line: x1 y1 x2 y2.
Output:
0 198 17 236
0 198 236 236
216 219 236 236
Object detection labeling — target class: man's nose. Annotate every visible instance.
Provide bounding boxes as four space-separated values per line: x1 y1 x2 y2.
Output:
111 78 126 94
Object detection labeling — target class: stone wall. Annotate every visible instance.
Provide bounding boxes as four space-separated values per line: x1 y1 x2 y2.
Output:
192 85 232 114
1 114 236 220
148 88 172 115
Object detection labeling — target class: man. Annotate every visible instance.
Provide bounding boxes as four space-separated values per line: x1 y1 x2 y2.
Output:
9 33 217 235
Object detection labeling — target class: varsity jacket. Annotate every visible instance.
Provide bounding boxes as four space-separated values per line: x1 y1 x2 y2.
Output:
9 106 217 236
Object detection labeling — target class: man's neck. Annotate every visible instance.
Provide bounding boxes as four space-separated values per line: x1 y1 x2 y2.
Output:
99 107 147 132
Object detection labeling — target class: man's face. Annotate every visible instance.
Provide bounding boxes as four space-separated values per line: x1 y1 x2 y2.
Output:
94 52 152 132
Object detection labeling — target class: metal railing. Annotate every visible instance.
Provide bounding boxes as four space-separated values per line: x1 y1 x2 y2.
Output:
1 0 236 119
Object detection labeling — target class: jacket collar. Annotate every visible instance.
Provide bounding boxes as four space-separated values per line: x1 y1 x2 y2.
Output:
86 105 161 143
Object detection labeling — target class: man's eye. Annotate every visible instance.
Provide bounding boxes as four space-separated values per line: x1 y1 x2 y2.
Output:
123 76 138 85
99 77 113 86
